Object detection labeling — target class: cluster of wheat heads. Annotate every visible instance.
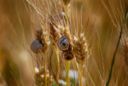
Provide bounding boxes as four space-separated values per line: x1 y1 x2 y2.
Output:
27 0 89 85
0 0 128 86
27 0 128 85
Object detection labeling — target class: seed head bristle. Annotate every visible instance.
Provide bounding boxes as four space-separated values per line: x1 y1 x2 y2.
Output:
49 21 60 44
73 34 89 64
69 3 89 64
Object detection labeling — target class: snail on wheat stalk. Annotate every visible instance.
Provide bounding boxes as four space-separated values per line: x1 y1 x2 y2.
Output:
31 27 53 86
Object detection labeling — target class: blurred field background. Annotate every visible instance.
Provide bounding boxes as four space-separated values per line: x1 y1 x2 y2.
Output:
0 0 128 86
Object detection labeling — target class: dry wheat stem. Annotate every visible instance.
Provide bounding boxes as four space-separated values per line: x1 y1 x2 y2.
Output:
106 24 122 86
